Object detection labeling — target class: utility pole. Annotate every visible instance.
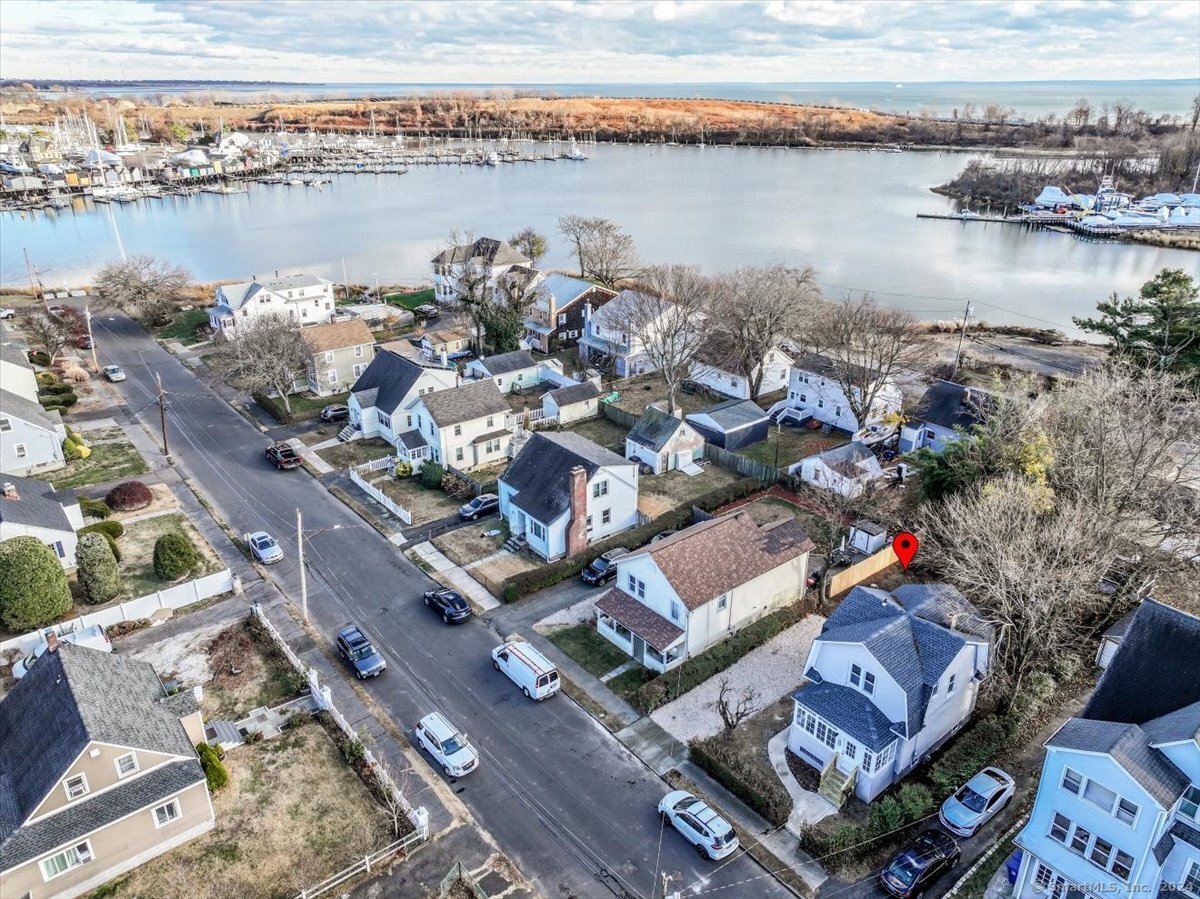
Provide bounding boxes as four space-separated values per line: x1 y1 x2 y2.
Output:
155 372 169 455
951 300 974 378
84 305 98 371
297 508 308 624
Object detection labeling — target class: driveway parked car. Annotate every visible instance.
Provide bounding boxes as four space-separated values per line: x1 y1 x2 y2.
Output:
320 404 349 423
657 790 739 860
76 334 92 349
414 303 440 320
939 767 1016 837
266 442 302 470
423 587 472 624
458 493 499 520
650 529 677 544
0 308 15 320
102 364 127 382
879 830 960 898
581 548 629 585
248 531 284 564
335 624 387 679
415 711 478 777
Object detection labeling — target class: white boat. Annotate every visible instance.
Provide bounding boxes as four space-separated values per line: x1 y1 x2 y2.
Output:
288 178 304 186
485 152 500 166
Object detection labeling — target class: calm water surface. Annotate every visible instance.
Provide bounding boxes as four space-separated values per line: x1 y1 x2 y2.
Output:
4 144 1197 335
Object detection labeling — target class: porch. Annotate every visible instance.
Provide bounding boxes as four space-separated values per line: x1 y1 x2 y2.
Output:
594 589 685 674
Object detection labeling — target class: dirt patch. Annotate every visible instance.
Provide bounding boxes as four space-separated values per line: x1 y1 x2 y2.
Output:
433 524 506 567
124 619 232 686
375 476 462 525
202 619 301 720
637 466 740 517
468 550 541 585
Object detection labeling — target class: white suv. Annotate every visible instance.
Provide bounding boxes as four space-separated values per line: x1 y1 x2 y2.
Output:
415 712 478 777
658 790 740 860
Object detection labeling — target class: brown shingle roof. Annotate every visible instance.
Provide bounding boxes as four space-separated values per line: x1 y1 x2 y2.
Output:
301 319 374 354
595 588 685 652
625 511 814 610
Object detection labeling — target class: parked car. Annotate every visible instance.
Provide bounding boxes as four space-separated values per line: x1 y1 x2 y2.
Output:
650 529 677 544
13 625 112 679
335 624 387 679
423 587 472 624
879 830 960 898
657 790 739 860
265 441 302 470
581 548 629 586
248 531 284 564
492 641 560 700
102 364 127 382
0 307 15 320
458 493 500 520
415 711 478 777
320 404 349 423
75 334 92 349
46 304 66 318
414 303 440 320
939 767 1016 837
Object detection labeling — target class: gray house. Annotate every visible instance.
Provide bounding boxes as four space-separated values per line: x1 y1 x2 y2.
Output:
0 475 84 569
898 381 995 454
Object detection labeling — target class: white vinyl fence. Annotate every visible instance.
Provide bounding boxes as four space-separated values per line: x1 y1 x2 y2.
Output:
348 468 412 524
0 569 234 656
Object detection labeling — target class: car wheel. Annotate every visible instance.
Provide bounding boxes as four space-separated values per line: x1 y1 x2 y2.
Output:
423 595 431 606
522 687 531 698
442 613 450 624
493 660 501 670
443 764 452 776
470 513 478 520
950 853 961 868
695 843 708 859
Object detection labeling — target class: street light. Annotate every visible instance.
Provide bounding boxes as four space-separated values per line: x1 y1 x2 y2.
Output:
296 508 341 624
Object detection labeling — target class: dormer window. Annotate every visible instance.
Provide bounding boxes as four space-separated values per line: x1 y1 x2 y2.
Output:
64 773 89 800
849 664 875 696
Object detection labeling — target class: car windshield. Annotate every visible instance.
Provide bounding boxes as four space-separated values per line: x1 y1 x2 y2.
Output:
886 853 923 886
257 538 276 551
592 558 610 571
441 735 466 755
956 785 988 813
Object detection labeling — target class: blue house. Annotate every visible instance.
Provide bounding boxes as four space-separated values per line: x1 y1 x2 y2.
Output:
1013 600 1200 899
898 380 995 454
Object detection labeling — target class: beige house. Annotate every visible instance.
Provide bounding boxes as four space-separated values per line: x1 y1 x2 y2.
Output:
300 319 376 396
0 642 214 899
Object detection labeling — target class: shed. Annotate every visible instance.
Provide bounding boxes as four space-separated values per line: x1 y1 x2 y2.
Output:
686 399 770 450
849 520 888 555
625 407 705 475
543 381 601 425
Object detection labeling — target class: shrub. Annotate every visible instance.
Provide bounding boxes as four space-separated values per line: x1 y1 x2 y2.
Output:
393 461 413 478
80 519 125 540
930 716 1009 796
0 536 73 630
419 461 446 490
1007 670 1056 725
27 350 50 366
75 533 122 605
63 437 86 460
46 382 75 395
689 736 792 826
868 796 906 834
79 496 111 520
153 532 200 580
197 743 229 791
106 480 153 511
896 783 934 823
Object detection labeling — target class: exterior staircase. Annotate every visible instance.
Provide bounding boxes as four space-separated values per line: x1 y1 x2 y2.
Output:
818 754 857 808
336 423 357 442
503 533 528 554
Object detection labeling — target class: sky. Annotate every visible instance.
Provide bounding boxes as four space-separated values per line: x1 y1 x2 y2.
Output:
1 0 1198 84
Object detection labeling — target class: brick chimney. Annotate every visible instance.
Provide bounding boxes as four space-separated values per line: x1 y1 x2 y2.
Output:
46 631 59 653
1 482 17 500
566 465 588 558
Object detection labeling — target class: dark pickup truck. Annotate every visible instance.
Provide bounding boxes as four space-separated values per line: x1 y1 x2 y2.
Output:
265 442 302 470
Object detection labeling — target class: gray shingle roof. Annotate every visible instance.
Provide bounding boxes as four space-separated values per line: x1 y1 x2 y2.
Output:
0 386 61 431
1047 719 1189 809
792 352 883 386
892 583 997 644
431 237 529 267
0 473 76 532
627 407 687 452
1141 701 1200 746
503 431 629 524
417 380 510 427
687 398 769 431
348 350 430 414
793 681 899 752
547 381 601 408
0 342 31 369
909 380 996 432
477 350 536 376
396 429 428 451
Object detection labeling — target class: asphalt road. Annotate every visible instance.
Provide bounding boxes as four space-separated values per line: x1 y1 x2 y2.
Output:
93 313 791 899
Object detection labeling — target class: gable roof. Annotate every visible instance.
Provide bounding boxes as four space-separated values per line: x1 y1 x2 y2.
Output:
1142 701 1200 747
547 381 601 408
0 386 62 431
811 442 880 478
794 681 898 752
1047 718 1190 809
476 350 537 376
218 273 331 311
909 380 995 432
892 583 996 644
627 407 689 452
534 273 611 310
624 511 814 611
300 318 374 354
417 379 510 427
502 431 629 524
0 474 77 532
431 237 529 267
792 352 885 386
0 342 32 371
687 398 769 431
349 349 437 414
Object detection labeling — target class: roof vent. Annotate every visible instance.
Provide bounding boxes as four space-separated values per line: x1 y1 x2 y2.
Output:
1 482 16 500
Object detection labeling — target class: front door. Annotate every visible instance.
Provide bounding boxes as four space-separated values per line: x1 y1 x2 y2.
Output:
631 634 646 664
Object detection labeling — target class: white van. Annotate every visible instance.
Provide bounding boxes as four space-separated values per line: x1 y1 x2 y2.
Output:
13 625 113 679
491 641 560 700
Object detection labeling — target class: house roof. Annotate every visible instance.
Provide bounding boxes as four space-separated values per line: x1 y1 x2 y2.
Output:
0 386 62 431
534 273 611 310
811 442 880 478
1141 701 1200 746
627 407 688 452
348 350 431 414
624 512 814 611
0 342 31 371
395 429 428 451
0 644 201 861
792 352 883 386
909 380 995 432
547 381 601 408
431 237 529 268
793 681 899 752
1047 718 1190 810
1101 607 1138 642
891 583 997 644
0 473 76 532
423 326 472 345
476 350 536 376
218 273 331 311
688 398 769 432
503 431 629 524
470 428 511 445
418 380 510 427
589 289 664 329
594 587 684 652
852 519 888 537
300 318 374 354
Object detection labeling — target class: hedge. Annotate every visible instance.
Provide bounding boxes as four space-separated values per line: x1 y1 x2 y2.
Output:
929 716 1009 796
27 350 50 366
80 519 125 540
153 532 201 580
499 476 766 602
197 743 229 791
689 736 792 827
39 392 78 408
106 480 153 511
0 536 73 630
76 533 122 605
420 461 446 490
79 497 112 520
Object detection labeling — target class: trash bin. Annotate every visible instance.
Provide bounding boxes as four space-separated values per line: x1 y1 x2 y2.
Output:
1006 849 1024 884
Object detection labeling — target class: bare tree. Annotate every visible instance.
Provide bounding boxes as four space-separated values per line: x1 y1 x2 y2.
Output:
805 294 930 431
435 229 495 353
213 314 313 415
22 311 73 363
556 216 641 288
93 254 191 326
557 214 593 278
509 226 548 266
370 756 415 838
715 677 759 736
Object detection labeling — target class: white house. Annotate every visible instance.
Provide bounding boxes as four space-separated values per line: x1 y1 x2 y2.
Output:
690 338 792 401
1014 600 1200 899
789 584 994 804
0 474 84 569
430 238 529 303
625 407 706 475
1 341 66 476
785 353 902 434
499 432 638 561
464 350 542 394
347 349 459 446
543 381 602 425
594 511 814 672
577 290 666 377
207 273 336 334
796 442 885 497
401 380 514 472
0 340 38 399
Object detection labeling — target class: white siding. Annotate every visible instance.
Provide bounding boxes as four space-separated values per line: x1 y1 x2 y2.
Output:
786 367 902 433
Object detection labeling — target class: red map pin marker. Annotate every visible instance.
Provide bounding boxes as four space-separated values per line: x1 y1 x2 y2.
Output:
893 532 919 570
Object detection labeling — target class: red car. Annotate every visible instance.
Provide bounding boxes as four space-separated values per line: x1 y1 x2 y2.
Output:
265 442 302 470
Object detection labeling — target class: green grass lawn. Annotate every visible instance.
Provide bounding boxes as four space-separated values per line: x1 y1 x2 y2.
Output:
736 424 848 467
561 416 629 451
547 624 632 679
315 438 393 470
255 391 349 424
383 288 435 311
155 309 211 345
37 439 150 488
117 513 221 600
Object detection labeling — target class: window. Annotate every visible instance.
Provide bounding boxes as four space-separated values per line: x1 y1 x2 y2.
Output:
486 439 500 454
1061 768 1082 796
1088 837 1112 868
154 799 182 827
1034 863 1067 899
454 424 462 437
455 447 464 462
1115 798 1138 826
798 393 807 403
717 594 728 610
585 515 593 531
843 740 857 761
1112 850 1134 882
406 414 413 428
1069 823 1091 854
353 363 366 378
327 368 338 384
1049 813 1070 844
862 750 873 772
863 672 876 695
593 480 609 498
947 673 957 694
558 313 567 325
0 416 9 431
1083 779 1118 815
1181 785 1200 822
530 521 545 540
486 416 494 428
817 399 824 408
378 412 391 428
815 720 837 749
52 541 65 559
325 351 334 363
14 443 27 459
354 345 364 357
64 774 89 800
1182 860 1200 897
39 841 93 881
670 601 681 623
850 664 862 687
729 376 737 386
834 406 842 417
115 753 138 778
601 508 611 525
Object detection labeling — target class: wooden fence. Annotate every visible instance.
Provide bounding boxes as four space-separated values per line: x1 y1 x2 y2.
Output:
599 401 641 430
701 443 782 484
826 546 899 596
446 464 497 497
294 830 427 899
348 468 413 524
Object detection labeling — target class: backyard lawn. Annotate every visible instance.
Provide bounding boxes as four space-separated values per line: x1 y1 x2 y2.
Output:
117 512 222 600
35 438 150 488
561 415 629 452
154 308 211 345
736 496 838 550
610 375 718 417
383 287 435 310
374 476 462 525
256 390 349 424
316 438 394 470
638 465 740 517
433 523 507 567
547 624 632 679
736 422 847 468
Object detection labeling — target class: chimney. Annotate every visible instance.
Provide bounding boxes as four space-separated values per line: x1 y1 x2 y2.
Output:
46 631 59 653
961 388 973 406
566 465 589 558
1 482 16 500
275 270 279 277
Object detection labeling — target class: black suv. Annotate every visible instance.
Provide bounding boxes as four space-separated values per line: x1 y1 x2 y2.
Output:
458 493 500 520
879 830 960 898
423 588 473 624
581 548 629 586
335 625 387 679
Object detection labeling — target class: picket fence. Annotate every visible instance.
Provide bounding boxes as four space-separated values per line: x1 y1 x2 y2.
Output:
348 468 413 524
355 456 394 474
0 569 234 656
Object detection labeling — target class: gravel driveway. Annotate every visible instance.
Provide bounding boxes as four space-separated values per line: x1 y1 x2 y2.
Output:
650 614 825 743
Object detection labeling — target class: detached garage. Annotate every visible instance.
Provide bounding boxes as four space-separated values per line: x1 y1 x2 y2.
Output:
686 399 770 451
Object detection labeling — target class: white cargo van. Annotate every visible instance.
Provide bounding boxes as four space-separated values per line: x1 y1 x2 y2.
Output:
491 641 560 700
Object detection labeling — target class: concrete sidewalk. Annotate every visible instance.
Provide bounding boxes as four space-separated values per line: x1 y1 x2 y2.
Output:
287 437 333 474
768 728 838 830
410 541 500 612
